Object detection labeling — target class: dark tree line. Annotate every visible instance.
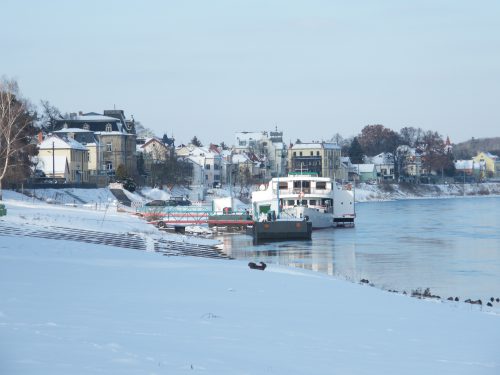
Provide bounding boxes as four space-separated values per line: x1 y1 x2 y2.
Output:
343 124 455 179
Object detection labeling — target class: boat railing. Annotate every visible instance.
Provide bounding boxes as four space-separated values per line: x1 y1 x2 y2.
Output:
292 188 311 194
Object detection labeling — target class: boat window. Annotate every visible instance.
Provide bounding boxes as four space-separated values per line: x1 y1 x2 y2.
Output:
293 181 310 189
300 200 307 206
279 182 288 190
287 200 294 206
309 199 317 205
322 198 332 206
316 181 327 189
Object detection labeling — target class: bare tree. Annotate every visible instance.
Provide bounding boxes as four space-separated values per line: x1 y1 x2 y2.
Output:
0 78 36 200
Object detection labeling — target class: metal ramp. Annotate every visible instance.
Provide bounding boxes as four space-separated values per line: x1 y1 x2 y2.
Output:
110 188 132 207
64 190 87 204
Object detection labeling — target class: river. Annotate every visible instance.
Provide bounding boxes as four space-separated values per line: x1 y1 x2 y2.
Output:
217 196 500 302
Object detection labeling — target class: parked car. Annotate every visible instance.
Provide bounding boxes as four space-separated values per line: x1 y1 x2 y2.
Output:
144 200 168 207
144 197 192 207
169 196 191 206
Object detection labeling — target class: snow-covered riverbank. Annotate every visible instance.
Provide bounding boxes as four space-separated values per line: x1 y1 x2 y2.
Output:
355 182 500 202
0 191 499 374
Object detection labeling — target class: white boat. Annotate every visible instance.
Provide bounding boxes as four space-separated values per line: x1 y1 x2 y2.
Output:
251 172 355 229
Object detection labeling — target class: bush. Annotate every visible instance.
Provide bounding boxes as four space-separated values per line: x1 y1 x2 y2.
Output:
122 177 136 192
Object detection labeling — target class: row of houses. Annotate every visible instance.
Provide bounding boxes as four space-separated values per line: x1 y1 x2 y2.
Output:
455 152 500 180
34 109 499 188
34 113 349 188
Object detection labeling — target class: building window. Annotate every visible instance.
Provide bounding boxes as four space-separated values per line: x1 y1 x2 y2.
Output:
105 123 112 132
317 151 320 156
300 152 303 156
293 152 296 156
310 151 313 156
106 142 112 152
106 161 113 170
83 123 90 130
205 164 210 170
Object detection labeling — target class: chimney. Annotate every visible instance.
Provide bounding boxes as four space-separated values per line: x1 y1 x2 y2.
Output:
70 112 77 120
37 131 43 144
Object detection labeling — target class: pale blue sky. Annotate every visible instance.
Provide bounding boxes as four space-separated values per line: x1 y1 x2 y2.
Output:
2 0 499 145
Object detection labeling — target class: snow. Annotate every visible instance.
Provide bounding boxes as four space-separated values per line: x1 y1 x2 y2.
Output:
0 190 499 374
22 188 116 206
290 142 340 150
39 135 88 151
354 182 500 202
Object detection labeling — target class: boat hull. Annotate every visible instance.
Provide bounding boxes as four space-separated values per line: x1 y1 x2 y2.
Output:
282 206 334 229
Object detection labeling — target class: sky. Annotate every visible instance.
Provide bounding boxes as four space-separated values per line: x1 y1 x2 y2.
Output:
2 0 500 145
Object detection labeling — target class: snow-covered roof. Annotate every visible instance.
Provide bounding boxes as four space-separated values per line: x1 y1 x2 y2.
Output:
186 155 203 167
355 164 376 173
232 154 251 164
291 142 340 150
483 152 498 159
141 137 167 149
70 115 120 122
455 160 482 170
54 128 92 133
93 131 128 136
235 131 266 141
367 152 394 165
36 155 68 174
39 135 88 151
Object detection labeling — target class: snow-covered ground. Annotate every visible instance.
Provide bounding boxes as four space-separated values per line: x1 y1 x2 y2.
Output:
354 182 500 202
1 190 499 374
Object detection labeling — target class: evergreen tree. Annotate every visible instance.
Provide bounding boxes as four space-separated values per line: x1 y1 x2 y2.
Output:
115 164 128 180
162 133 174 146
348 137 364 164
191 136 202 147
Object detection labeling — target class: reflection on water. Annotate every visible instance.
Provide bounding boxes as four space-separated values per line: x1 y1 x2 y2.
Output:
216 196 500 300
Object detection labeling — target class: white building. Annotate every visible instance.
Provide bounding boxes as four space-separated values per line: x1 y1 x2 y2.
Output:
234 129 287 177
37 135 89 183
176 145 222 188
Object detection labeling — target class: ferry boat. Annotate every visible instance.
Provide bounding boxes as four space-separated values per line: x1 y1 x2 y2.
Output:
251 172 355 229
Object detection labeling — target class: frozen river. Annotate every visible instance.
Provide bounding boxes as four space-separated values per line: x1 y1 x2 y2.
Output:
218 196 500 301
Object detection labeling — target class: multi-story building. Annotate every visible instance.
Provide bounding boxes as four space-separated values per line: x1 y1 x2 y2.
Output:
287 142 343 179
54 110 137 176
